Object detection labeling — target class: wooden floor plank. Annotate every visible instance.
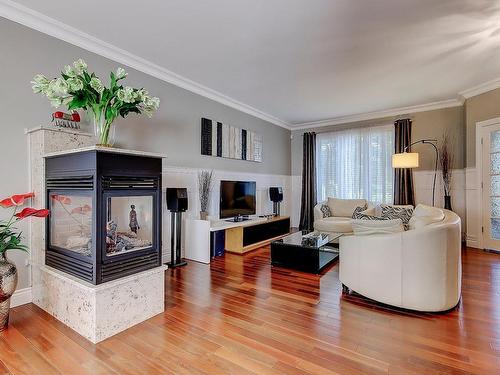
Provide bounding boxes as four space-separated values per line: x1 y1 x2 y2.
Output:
1 246 499 374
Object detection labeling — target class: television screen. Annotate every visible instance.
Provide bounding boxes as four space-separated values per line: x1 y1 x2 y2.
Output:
220 180 256 219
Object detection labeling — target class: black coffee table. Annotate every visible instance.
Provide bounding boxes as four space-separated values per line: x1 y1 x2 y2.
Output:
271 231 341 273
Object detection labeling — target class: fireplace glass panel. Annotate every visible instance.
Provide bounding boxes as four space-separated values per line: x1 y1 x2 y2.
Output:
106 196 153 256
49 193 93 257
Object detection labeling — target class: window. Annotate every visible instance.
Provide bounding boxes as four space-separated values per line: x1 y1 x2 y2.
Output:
316 124 394 204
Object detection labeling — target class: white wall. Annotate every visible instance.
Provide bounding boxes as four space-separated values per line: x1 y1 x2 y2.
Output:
161 165 291 262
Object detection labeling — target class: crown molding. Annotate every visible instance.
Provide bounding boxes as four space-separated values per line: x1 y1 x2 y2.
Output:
0 0 291 130
291 98 464 130
458 77 500 99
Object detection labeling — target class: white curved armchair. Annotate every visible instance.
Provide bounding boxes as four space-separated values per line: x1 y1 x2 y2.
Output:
339 209 461 312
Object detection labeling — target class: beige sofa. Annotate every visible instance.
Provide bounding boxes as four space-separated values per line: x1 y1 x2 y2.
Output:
339 208 461 312
313 198 370 235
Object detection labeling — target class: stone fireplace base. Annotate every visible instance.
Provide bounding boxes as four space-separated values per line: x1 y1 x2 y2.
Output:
32 264 166 343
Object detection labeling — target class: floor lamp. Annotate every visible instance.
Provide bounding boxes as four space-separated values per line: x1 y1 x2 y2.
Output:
392 139 438 207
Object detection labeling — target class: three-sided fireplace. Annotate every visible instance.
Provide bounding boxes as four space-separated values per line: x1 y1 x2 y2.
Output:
45 149 162 285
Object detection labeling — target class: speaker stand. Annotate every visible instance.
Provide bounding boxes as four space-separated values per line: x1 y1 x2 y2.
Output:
273 202 281 216
166 211 187 268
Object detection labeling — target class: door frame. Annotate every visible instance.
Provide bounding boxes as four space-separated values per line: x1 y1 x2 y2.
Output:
475 116 500 250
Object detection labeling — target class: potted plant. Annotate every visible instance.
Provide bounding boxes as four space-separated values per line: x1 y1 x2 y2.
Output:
0 193 49 331
198 170 213 220
439 132 454 211
31 59 160 147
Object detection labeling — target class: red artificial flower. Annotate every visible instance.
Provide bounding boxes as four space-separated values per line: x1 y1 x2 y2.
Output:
0 192 35 208
51 194 72 205
14 208 50 219
71 204 91 215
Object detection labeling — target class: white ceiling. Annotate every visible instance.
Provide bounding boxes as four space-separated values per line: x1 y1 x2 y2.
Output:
5 0 500 128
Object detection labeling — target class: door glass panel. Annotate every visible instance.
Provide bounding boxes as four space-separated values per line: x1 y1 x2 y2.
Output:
49 193 92 257
491 152 500 174
490 130 500 240
491 130 500 153
491 175 500 196
106 196 153 256
491 219 500 240
492 197 500 218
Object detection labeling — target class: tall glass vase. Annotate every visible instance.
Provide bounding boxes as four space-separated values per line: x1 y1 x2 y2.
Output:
92 109 115 147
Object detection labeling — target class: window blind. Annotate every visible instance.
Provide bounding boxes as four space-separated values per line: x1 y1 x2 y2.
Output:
316 124 394 204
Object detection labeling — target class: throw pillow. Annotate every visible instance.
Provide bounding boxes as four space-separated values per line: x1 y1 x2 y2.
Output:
327 198 367 218
380 204 414 227
408 204 445 229
352 206 383 220
351 205 368 218
352 219 404 236
320 204 332 218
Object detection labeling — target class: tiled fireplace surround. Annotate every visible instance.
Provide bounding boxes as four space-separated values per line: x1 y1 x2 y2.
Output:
27 127 166 343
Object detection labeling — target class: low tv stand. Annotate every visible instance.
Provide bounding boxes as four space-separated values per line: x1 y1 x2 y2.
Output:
184 216 291 263
223 216 290 254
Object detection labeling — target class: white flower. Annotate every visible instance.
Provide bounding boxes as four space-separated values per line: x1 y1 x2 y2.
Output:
63 65 76 77
31 74 50 93
90 77 104 94
116 67 127 80
137 88 149 102
73 59 87 75
48 78 69 96
117 86 137 103
142 96 160 117
66 77 83 92
49 96 63 108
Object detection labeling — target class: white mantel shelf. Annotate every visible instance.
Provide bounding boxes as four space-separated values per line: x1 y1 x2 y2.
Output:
43 145 167 159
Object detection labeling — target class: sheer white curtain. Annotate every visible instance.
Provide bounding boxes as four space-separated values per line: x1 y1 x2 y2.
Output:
316 124 394 204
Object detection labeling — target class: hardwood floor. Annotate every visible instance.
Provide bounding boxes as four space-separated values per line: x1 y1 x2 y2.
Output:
1 246 500 374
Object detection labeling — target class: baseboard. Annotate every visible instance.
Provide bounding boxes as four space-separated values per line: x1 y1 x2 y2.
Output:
466 237 480 249
10 287 32 307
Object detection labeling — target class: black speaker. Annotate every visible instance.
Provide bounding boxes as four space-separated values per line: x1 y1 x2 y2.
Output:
269 187 283 203
166 188 188 212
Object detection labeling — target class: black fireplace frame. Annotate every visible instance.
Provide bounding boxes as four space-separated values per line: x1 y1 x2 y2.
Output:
45 150 162 285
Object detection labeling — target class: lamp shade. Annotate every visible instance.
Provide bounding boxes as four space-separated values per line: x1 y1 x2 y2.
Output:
392 152 419 168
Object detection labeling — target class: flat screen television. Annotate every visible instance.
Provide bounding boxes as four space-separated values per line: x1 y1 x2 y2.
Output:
220 180 256 219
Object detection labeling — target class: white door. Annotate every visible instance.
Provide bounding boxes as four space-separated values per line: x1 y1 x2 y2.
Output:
481 123 500 251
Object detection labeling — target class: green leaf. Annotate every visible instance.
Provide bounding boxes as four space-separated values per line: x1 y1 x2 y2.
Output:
67 93 88 110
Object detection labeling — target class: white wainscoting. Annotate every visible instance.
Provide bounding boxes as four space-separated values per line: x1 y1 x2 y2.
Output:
161 165 291 262
465 167 481 248
10 287 32 308
413 169 466 238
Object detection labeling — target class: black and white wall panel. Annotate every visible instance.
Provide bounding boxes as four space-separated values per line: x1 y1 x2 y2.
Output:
201 117 263 162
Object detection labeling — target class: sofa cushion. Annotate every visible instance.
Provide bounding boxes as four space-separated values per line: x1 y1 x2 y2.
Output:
409 204 445 229
314 217 353 233
352 219 404 236
320 204 332 218
352 206 379 220
380 204 414 226
327 198 367 218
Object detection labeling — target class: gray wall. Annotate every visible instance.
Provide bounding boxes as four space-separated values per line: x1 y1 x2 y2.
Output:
0 18 291 290
291 106 465 176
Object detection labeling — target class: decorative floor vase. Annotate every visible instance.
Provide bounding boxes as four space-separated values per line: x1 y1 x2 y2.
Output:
444 195 452 211
0 253 18 331
200 211 208 220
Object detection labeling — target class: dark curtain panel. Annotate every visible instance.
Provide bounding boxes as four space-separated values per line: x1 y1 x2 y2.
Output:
299 132 317 231
394 119 415 206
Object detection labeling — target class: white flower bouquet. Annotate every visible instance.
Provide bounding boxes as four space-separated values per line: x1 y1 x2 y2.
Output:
32 59 160 146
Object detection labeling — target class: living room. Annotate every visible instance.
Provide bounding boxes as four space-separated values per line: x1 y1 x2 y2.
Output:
1 1 499 374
